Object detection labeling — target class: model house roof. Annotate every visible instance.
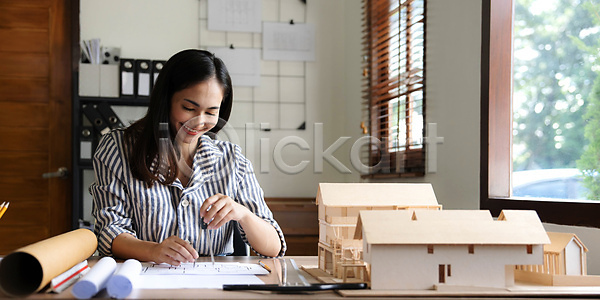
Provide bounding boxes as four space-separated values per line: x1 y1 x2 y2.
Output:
316 183 440 207
545 232 588 253
355 209 550 245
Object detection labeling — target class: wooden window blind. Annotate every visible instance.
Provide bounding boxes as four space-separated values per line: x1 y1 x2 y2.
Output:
361 0 426 178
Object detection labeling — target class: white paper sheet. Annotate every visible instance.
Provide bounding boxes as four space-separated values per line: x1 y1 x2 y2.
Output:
141 262 269 275
137 274 264 289
207 0 262 33
207 47 261 86
263 22 316 61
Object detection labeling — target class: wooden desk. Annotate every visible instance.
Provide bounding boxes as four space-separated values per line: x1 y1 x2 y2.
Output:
5 256 600 299
9 256 342 299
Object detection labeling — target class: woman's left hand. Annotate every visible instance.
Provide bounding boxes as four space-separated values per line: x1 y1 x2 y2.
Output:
200 193 250 229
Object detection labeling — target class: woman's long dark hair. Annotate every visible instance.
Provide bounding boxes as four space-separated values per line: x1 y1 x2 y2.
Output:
124 49 233 186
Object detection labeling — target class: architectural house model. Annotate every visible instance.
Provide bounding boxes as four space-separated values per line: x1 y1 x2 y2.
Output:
315 183 441 280
354 209 550 290
515 232 600 286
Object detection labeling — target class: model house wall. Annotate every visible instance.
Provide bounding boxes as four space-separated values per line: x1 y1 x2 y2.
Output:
316 183 441 279
356 209 550 290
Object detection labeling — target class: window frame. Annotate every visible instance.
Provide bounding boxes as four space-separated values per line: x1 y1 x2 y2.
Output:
361 0 426 178
480 0 600 228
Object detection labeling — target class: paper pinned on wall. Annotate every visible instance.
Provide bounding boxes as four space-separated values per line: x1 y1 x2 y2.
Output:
207 47 261 87
262 22 316 61
207 0 262 33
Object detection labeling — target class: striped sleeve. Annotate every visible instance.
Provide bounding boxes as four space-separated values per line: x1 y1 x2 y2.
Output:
232 145 287 258
89 131 134 256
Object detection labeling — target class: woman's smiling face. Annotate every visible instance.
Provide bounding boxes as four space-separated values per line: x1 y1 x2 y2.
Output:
169 77 223 146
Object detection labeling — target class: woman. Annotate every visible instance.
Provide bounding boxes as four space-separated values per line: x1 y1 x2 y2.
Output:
90 49 286 265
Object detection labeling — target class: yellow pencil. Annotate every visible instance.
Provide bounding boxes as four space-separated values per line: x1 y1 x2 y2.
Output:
258 260 271 273
0 202 9 220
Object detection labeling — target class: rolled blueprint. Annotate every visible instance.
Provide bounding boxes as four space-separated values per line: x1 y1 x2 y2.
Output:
71 256 117 299
0 229 97 297
107 259 142 298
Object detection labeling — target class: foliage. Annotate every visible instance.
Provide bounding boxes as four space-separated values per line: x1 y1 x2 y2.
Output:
577 74 600 199
512 0 599 172
573 1 600 200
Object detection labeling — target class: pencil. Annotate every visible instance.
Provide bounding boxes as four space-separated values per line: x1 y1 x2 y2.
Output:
258 260 271 273
0 202 9 220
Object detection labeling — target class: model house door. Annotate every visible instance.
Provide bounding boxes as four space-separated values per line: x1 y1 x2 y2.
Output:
0 0 72 254
439 264 452 283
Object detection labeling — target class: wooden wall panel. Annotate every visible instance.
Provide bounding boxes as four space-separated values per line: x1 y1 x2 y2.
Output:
0 152 47 178
0 53 49 78
0 0 51 8
0 226 49 253
0 128 49 151
0 78 49 102
0 201 49 225
0 30 48 53
0 6 48 29
0 102 49 127
0 177 48 203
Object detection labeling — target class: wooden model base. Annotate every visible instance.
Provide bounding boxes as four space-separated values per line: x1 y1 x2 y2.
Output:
301 266 600 297
515 269 600 286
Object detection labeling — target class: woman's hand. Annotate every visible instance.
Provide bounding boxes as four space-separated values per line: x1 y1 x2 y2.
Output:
149 235 199 265
200 193 250 229
199 193 282 257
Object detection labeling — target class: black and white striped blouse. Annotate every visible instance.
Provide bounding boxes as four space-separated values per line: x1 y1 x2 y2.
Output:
90 129 286 258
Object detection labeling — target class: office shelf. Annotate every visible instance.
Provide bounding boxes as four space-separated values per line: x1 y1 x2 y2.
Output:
71 71 148 229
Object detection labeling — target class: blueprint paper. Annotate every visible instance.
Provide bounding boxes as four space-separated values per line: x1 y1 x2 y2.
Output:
263 22 315 61
208 47 261 86
208 0 262 32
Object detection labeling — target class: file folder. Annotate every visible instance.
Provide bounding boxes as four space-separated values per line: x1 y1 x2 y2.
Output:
96 102 125 129
79 126 94 161
135 59 152 98
82 105 110 135
151 60 166 85
119 59 135 98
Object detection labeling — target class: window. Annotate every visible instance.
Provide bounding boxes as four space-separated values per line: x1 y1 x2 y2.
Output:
468 245 475 254
481 0 600 228
427 244 434 254
526 245 533 254
361 0 426 177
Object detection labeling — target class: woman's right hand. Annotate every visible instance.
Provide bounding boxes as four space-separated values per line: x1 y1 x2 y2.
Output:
150 235 199 265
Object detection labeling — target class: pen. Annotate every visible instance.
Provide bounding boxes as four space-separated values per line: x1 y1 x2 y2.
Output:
258 260 271 273
0 202 9 220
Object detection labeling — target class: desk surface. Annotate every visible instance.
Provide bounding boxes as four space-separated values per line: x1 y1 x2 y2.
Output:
14 256 344 299
7 256 600 299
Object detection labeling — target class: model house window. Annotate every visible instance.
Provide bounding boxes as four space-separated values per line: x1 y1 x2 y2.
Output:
361 0 426 177
481 0 600 228
468 244 474 254
427 244 434 254
526 245 533 254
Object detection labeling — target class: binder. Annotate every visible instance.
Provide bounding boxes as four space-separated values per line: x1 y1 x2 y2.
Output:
119 59 135 98
82 105 110 135
151 60 166 85
135 59 152 98
96 102 124 129
79 126 94 161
